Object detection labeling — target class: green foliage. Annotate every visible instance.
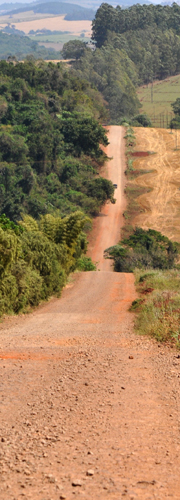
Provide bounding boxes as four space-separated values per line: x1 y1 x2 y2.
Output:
0 213 23 235
170 98 180 129
0 60 113 221
104 228 179 272
0 31 60 60
132 114 152 127
92 3 180 85
62 40 90 60
0 211 89 316
0 226 20 276
76 256 96 271
73 42 140 121
59 111 108 158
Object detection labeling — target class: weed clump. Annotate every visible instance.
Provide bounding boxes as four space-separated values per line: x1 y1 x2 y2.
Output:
134 269 180 347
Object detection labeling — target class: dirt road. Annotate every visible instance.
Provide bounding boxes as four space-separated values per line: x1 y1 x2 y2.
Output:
0 126 180 500
87 126 126 270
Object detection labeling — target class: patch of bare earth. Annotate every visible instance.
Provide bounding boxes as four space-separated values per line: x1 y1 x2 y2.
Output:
0 127 180 500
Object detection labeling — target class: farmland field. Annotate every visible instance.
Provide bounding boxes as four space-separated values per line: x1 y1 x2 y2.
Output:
137 75 180 127
0 11 92 37
130 127 180 242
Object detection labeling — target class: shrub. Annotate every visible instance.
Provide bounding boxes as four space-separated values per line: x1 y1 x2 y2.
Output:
76 256 96 271
104 228 179 272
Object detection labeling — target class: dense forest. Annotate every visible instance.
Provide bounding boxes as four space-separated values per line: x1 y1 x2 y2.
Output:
0 60 114 222
92 3 180 82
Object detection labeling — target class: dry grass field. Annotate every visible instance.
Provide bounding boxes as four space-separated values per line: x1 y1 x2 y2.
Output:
131 127 180 242
0 11 92 37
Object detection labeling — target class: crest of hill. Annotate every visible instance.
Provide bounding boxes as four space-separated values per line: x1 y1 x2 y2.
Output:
0 1 95 20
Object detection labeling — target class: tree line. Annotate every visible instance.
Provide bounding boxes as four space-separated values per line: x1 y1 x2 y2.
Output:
92 3 180 83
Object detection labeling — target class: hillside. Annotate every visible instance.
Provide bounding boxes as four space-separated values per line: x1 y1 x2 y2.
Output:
0 30 62 58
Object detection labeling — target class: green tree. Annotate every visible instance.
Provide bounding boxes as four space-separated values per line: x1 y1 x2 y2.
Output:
62 40 90 60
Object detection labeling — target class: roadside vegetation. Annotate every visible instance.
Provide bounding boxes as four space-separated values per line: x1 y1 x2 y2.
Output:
0 210 91 317
133 269 180 348
105 227 180 347
105 228 179 273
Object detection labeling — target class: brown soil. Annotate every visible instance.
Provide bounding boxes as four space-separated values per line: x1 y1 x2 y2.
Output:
131 151 150 157
132 127 180 241
0 126 180 500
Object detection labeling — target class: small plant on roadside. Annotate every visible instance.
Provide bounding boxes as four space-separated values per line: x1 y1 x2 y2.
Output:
76 256 96 271
133 268 180 347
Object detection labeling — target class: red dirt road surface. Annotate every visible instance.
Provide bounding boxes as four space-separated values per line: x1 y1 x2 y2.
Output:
0 126 180 500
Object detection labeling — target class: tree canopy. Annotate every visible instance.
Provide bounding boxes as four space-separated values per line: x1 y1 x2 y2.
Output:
0 60 115 221
91 3 180 84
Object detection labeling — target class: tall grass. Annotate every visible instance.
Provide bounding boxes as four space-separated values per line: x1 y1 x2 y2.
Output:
132 269 180 347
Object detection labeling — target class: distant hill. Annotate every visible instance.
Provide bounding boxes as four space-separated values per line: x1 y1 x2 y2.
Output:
0 30 61 58
0 1 95 20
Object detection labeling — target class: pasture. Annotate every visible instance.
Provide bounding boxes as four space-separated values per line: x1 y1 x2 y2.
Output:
137 75 180 127
29 34 90 49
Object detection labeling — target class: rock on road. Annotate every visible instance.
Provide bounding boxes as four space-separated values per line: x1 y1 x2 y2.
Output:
0 126 180 500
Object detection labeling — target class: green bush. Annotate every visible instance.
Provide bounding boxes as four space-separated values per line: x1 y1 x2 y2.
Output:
0 212 90 316
104 228 179 272
76 256 96 271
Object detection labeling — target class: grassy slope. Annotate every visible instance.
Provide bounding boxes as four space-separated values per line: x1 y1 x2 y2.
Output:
137 74 180 127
